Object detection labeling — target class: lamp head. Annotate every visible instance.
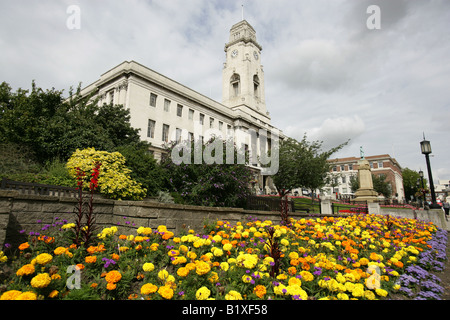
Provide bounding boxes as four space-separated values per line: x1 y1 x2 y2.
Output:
420 139 432 155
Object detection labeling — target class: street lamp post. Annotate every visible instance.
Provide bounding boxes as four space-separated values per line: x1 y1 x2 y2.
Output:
420 136 440 209
419 170 426 208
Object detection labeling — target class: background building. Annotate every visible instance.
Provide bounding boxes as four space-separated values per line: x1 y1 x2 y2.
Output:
324 154 405 202
78 20 282 193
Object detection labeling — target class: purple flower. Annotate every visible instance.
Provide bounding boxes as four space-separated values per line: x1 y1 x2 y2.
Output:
102 257 116 268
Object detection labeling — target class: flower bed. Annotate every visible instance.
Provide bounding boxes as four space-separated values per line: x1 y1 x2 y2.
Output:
0 214 447 300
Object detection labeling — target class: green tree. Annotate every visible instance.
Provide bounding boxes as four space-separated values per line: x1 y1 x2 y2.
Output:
160 137 254 207
116 143 166 197
272 135 347 198
350 173 393 198
402 168 427 201
0 81 144 163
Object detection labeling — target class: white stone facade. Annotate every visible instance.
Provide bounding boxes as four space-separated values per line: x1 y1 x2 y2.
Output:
78 20 282 193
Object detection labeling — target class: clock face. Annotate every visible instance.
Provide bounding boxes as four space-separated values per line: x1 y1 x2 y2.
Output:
231 49 238 58
253 51 259 60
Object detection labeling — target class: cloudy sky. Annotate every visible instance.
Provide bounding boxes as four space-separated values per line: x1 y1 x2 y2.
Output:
1 0 449 184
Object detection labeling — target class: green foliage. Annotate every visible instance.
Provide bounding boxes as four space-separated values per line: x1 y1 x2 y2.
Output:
272 135 348 197
161 138 254 207
0 81 143 164
0 142 42 179
350 173 393 198
66 148 147 200
116 143 166 197
402 168 428 200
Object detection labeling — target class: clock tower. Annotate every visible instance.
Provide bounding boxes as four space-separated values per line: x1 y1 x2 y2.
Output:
222 20 270 123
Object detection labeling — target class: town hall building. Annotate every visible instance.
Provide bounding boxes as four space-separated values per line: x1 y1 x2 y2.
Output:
78 20 283 194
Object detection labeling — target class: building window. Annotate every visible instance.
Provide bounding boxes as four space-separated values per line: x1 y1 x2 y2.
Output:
219 121 223 130
230 73 240 97
147 119 156 138
164 99 171 112
340 165 345 171
209 117 214 128
188 132 194 142
348 164 353 170
333 166 337 172
176 128 182 143
150 93 157 107
227 125 233 138
342 176 346 184
253 75 260 98
177 104 183 117
370 162 374 169
188 109 194 120
109 90 114 104
199 113 205 125
162 124 170 142
378 161 383 168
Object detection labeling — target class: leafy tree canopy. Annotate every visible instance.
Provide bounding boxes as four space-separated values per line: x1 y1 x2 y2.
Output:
272 134 348 197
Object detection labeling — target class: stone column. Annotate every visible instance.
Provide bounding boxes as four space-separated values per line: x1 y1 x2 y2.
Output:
320 197 333 215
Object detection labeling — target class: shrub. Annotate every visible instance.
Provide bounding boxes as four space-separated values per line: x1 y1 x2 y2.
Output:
66 147 146 200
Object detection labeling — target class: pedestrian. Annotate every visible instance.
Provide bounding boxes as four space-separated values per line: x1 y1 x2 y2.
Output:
443 199 450 221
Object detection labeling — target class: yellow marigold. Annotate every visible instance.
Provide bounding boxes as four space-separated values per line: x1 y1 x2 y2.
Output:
177 267 190 277
54 247 67 256
15 291 37 300
137 227 152 235
288 277 302 287
158 285 174 300
158 269 169 280
142 262 155 272
0 251 7 263
105 270 122 284
168 250 180 257
150 243 159 251
35 253 53 266
172 256 187 265
213 248 224 257
31 273 52 288
375 288 388 297
61 223 75 229
186 262 196 271
299 271 314 282
141 283 158 295
359 258 369 266
16 264 35 277
195 261 211 276
223 243 233 251
1 290 22 300
220 262 229 272
196 286 211 300
225 290 243 300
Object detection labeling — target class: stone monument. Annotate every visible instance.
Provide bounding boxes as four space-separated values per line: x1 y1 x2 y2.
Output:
354 146 378 203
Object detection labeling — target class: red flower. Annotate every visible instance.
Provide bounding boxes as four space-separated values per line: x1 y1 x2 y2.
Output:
89 162 101 191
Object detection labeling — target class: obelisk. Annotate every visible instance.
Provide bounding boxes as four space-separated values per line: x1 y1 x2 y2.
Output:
354 147 378 203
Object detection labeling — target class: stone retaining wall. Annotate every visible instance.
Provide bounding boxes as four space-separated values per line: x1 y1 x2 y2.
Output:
0 190 310 248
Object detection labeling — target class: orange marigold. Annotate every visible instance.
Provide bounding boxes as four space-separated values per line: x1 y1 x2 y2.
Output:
254 285 266 299
85 256 97 263
18 242 30 251
105 270 122 284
